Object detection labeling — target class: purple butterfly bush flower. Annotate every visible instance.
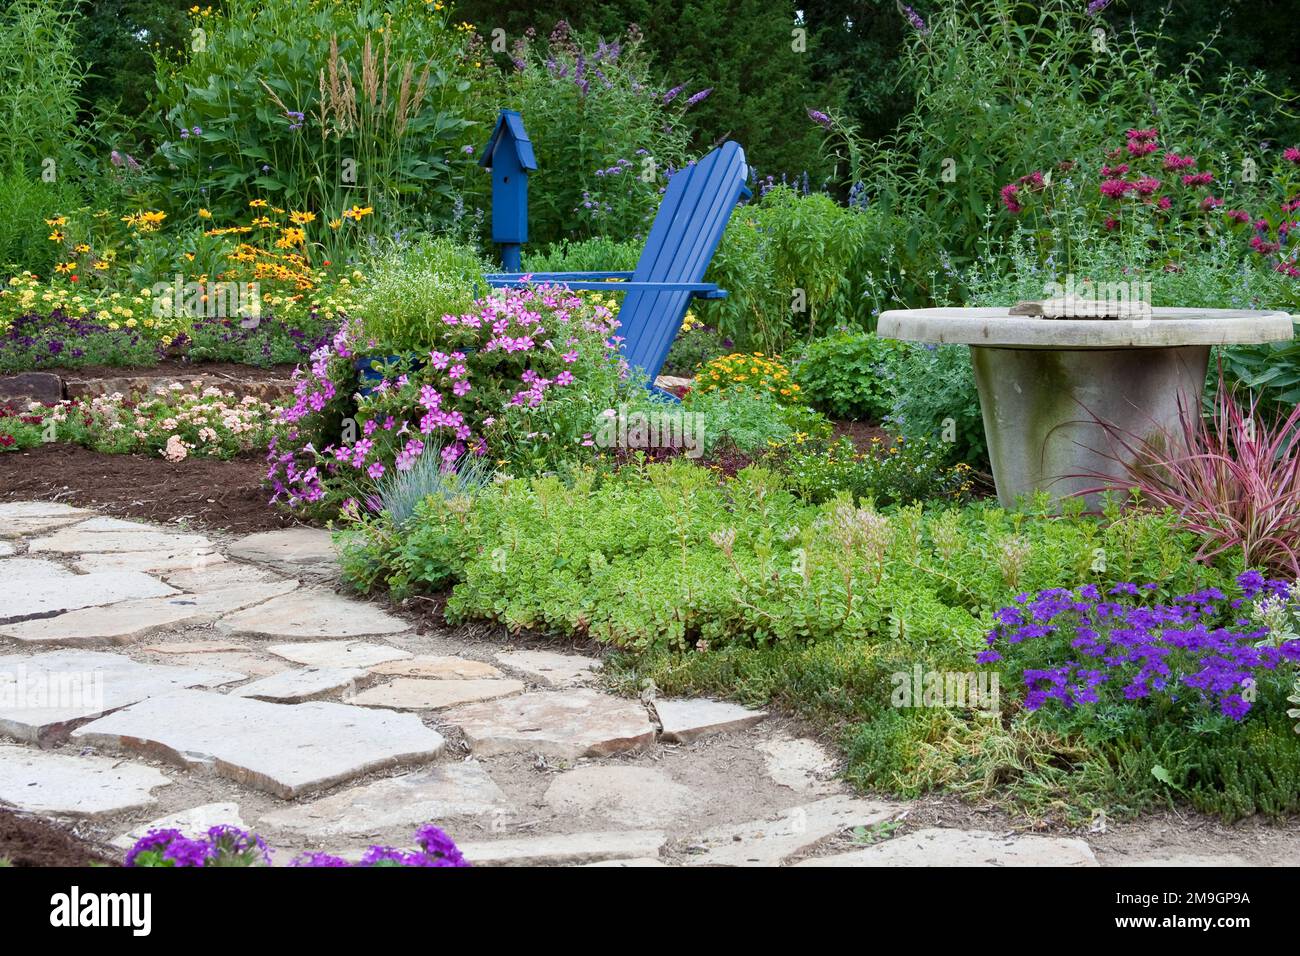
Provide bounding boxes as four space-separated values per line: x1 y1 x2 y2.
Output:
684 87 713 107
900 4 929 34
807 108 833 129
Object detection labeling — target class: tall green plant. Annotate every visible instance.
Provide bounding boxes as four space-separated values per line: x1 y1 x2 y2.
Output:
0 0 85 175
150 0 476 241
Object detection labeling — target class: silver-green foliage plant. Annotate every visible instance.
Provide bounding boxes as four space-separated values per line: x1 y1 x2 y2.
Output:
374 442 494 528
355 235 490 352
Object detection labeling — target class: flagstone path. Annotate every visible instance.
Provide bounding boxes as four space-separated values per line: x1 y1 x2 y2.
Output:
1 500 1286 867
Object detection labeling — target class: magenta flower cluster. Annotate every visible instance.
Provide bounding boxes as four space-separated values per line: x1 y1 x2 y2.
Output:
267 285 621 511
978 572 1300 721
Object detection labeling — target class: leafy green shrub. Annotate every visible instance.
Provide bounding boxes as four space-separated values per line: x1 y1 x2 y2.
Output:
793 332 903 421
150 0 474 236
522 236 642 274
0 174 82 274
701 186 901 352
684 386 830 456
662 323 732 377
0 0 85 176
884 343 986 468
354 236 489 352
498 22 692 246
780 436 973 507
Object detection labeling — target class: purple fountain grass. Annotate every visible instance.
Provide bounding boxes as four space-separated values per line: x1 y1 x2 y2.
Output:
1078 376 1300 576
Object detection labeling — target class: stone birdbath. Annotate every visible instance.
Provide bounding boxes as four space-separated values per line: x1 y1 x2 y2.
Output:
877 305 1295 509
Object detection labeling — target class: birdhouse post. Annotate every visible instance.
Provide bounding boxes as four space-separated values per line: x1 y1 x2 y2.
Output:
478 109 537 272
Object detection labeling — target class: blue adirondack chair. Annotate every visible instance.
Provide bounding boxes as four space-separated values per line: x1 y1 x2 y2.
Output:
486 141 751 396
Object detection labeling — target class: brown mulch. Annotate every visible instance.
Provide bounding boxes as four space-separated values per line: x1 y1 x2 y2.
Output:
831 419 892 453
0 809 118 867
43 359 299 383
0 444 296 534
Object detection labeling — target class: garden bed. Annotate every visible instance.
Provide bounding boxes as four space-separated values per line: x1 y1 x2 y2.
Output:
0 444 291 534
0 809 117 868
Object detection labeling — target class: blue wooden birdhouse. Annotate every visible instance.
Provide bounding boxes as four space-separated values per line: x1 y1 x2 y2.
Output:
478 109 537 272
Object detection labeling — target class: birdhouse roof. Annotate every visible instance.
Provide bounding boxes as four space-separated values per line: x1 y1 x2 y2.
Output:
478 109 537 171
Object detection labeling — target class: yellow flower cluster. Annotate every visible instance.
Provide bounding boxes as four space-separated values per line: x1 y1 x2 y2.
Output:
697 351 801 403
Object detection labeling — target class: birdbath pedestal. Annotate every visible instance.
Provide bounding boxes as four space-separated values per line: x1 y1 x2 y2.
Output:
878 306 1294 510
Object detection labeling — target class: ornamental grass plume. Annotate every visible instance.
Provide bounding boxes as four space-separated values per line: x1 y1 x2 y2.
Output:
1081 376 1300 576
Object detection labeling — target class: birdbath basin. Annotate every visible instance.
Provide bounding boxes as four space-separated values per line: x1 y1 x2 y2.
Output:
878 306 1295 510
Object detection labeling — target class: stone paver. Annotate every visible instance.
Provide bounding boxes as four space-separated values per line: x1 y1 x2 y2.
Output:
111 802 246 849
495 649 601 687
227 528 336 565
0 541 13 557
369 655 503 680
444 688 657 759
75 549 226 575
656 698 768 743
71 689 446 798
0 570 177 625
0 581 296 645
216 588 408 639
348 677 524 711
0 557 74 583
0 649 245 742
268 640 411 669
583 858 668 867
0 743 171 818
0 502 93 538
232 667 365 702
143 641 247 655
685 795 902 867
29 523 212 555
757 736 840 794
794 828 1098 867
544 766 704 827
459 830 666 867
164 563 287 592
259 760 508 837
174 652 287 678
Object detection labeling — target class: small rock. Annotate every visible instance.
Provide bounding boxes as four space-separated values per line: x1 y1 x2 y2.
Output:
757 736 840 794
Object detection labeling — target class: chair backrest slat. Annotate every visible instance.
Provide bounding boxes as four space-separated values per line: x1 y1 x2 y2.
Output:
617 142 748 382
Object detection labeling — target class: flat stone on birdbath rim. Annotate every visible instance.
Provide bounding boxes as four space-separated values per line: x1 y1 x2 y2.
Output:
348 677 524 711
71 689 446 799
258 760 508 838
0 742 171 818
0 649 245 743
442 688 656 759
268 640 411 669
216 588 408 639
655 698 768 743
112 803 247 849
457 830 666 867
231 667 366 702
227 527 337 565
543 765 704 828
494 649 601 687
369 655 503 680
684 795 902 867
793 828 1098 867
0 570 177 625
